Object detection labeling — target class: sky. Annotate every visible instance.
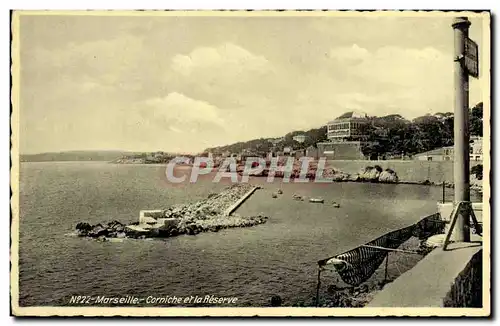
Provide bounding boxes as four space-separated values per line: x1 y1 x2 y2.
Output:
17 12 487 154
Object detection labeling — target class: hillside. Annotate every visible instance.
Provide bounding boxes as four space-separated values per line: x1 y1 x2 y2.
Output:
21 104 483 162
204 103 483 157
204 126 328 155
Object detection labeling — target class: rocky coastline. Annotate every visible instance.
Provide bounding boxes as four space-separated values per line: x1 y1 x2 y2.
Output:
110 156 483 194
74 184 268 241
236 161 400 184
245 162 483 194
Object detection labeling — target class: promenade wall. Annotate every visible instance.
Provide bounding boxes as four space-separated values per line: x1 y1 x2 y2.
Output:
443 249 483 307
327 160 483 184
368 245 483 309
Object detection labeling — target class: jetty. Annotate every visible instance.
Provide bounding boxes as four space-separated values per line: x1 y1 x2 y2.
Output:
75 184 267 240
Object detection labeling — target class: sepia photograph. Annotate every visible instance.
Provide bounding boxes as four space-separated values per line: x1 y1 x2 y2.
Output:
10 10 490 317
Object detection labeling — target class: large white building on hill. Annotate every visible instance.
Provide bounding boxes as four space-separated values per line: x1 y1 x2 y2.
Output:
318 111 376 160
326 111 370 142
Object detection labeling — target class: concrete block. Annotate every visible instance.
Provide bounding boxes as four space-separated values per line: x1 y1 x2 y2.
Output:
163 218 180 228
139 210 164 224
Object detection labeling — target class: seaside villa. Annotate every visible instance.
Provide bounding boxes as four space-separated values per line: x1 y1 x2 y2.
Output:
317 111 375 160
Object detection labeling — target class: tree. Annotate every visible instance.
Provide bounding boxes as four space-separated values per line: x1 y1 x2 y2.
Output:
413 115 447 151
471 164 483 180
442 116 454 146
303 126 327 148
470 102 483 137
361 142 384 160
204 103 484 158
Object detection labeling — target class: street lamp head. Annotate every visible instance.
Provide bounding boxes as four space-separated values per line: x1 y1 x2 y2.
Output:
452 17 471 29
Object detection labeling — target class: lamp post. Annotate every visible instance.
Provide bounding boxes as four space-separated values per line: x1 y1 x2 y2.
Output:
451 17 471 242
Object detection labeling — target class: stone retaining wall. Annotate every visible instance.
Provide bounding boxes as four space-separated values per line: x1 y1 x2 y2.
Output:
367 243 483 308
443 249 483 307
327 160 482 184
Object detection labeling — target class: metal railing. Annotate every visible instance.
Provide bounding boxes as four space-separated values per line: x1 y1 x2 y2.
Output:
443 201 482 251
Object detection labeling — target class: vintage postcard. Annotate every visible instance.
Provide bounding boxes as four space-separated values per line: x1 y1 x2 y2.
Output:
10 10 491 317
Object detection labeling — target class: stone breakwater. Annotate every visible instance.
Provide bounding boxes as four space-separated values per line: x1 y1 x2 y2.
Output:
75 184 268 240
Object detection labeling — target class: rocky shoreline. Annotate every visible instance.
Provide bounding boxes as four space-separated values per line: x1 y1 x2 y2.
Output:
110 158 483 193
398 174 483 194
269 162 483 194
237 162 400 184
74 184 268 241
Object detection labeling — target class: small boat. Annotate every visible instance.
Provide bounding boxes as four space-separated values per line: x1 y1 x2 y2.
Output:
309 198 324 204
333 203 340 208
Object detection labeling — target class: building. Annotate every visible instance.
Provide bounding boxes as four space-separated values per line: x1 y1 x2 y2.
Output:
317 141 367 160
269 137 284 146
413 138 483 162
326 111 370 142
292 134 306 143
470 136 483 161
291 149 306 159
266 151 276 159
317 111 375 160
305 146 319 159
414 146 454 161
